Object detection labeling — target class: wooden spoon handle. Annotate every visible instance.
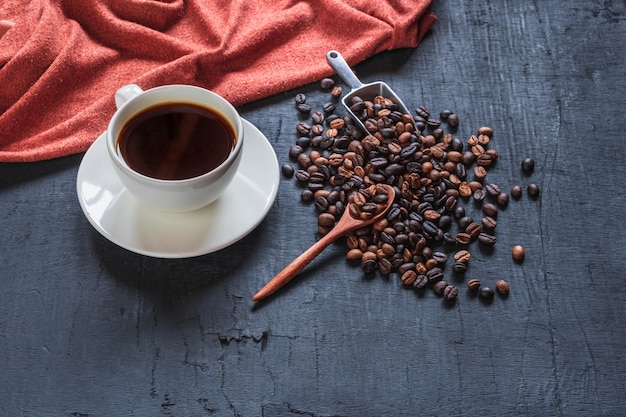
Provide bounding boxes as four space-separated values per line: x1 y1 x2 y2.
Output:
252 227 345 301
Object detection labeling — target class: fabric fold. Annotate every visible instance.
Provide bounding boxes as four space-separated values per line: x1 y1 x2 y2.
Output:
0 0 436 162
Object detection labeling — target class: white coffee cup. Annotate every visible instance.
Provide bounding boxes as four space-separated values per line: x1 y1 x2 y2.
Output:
106 84 244 212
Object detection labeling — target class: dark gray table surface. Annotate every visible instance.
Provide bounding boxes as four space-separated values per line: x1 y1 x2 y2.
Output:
2 1 625 416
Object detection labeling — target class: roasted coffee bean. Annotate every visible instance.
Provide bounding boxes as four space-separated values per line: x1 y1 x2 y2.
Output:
378 258 393 275
311 111 325 124
452 261 468 273
478 232 497 246
323 102 337 114
295 169 310 182
331 86 343 98
485 183 501 198
496 280 510 296
297 103 312 114
458 216 474 230
314 196 330 212
482 203 499 217
455 232 472 245
443 232 457 245
439 109 452 120
413 274 429 290
512 245 525 262
496 192 509 207
422 221 440 238
454 250 471 263
301 189 314 202
477 126 493 137
443 285 458 301
426 267 444 283
481 216 497 229
432 251 448 264
296 121 311 135
426 118 441 130
295 93 307 104
289 144 304 160
511 185 523 199
415 106 430 119
528 183 541 199
473 189 486 202
476 153 493 167
521 157 535 173
282 163 295 178
473 166 487 180
479 286 495 300
401 270 418 285
320 78 335 90
433 280 448 296
318 212 336 227
466 222 482 238
467 279 481 291
454 206 466 219
447 113 459 129
362 259 378 274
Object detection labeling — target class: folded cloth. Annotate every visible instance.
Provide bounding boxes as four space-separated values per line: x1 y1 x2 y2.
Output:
0 0 436 162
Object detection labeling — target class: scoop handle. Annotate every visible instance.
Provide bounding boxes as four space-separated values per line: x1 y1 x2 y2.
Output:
326 50 364 90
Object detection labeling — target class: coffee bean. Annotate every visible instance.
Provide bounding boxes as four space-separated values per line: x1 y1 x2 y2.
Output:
482 203 499 218
447 113 459 129
511 185 522 199
479 286 495 300
301 189 314 202
295 93 306 104
496 280 510 296
485 183 501 198
320 78 335 90
467 279 481 291
496 192 509 207
415 106 430 119
401 270 418 285
481 216 497 229
282 163 294 178
452 261 468 273
528 183 541 199
362 259 378 274
478 232 497 246
296 121 311 135
454 250 471 263
443 285 458 301
458 216 473 230
318 212 336 227
521 157 535 173
477 126 493 137
433 280 448 296
455 232 472 245
297 103 312 114
426 267 444 283
466 222 482 238
413 274 429 290
512 245 525 262
473 189 486 202
378 258 393 275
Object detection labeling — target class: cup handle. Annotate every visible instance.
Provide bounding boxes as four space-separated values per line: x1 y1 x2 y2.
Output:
114 84 144 109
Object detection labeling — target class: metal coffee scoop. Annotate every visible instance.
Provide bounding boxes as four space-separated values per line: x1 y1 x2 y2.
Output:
326 50 413 133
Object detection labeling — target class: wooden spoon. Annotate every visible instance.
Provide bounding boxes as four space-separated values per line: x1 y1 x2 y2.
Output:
252 185 396 302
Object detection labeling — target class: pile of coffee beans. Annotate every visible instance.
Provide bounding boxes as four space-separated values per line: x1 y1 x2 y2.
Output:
282 78 539 304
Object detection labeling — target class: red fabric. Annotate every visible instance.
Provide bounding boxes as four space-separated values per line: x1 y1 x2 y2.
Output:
0 0 436 162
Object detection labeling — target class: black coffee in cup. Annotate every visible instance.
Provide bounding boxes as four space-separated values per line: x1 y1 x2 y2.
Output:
117 103 236 180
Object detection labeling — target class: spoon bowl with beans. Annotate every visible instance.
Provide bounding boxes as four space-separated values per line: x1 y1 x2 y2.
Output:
326 50 413 134
252 184 396 302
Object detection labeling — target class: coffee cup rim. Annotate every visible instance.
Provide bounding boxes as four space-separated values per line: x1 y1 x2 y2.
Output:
106 84 244 185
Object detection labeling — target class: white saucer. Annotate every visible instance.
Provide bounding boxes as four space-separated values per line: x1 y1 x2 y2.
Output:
76 119 279 258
